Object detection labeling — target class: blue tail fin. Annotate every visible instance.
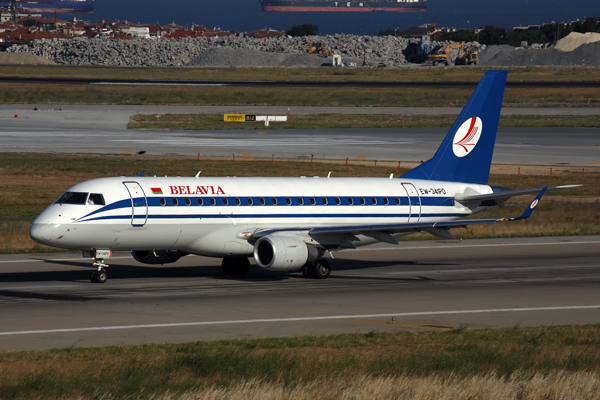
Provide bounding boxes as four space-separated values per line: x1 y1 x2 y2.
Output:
401 70 507 184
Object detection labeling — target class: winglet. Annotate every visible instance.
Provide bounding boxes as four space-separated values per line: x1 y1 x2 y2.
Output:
511 186 547 221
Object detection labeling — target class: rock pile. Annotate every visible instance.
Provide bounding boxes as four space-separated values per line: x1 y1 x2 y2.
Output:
6 33 597 67
6 35 413 67
478 42 600 66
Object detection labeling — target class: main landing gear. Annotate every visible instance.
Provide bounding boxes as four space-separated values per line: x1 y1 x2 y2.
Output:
301 258 331 279
90 258 108 284
222 257 251 276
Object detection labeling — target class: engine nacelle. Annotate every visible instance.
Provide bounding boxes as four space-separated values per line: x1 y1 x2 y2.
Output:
131 250 185 265
253 235 318 271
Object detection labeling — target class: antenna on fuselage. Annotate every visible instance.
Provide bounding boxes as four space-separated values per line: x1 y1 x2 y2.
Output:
195 171 202 178
327 171 332 178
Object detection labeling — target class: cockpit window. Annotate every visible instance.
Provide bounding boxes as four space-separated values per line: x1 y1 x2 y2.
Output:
88 193 106 205
56 192 88 205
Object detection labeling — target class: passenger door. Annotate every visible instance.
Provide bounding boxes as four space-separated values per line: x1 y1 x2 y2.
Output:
123 181 148 226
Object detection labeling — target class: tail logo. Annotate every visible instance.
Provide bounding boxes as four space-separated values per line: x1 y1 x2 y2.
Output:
453 117 482 158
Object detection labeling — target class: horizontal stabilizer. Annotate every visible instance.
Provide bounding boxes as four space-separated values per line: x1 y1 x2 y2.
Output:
455 185 580 204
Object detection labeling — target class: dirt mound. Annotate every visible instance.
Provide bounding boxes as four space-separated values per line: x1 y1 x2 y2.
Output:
555 32 600 52
480 42 600 66
0 52 54 65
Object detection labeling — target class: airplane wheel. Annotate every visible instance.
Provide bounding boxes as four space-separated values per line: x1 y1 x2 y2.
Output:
301 262 313 278
221 258 234 275
97 269 108 284
233 257 250 275
90 271 98 283
311 259 331 280
222 258 250 276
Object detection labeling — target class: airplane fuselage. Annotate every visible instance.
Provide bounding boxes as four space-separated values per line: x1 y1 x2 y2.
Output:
30 176 492 256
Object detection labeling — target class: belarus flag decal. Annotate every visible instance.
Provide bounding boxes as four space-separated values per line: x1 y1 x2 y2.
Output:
151 187 163 195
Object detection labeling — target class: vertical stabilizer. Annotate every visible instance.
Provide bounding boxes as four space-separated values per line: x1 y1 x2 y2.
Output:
401 70 507 183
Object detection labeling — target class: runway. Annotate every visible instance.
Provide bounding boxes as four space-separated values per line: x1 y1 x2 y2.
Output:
1 105 599 165
1 236 599 351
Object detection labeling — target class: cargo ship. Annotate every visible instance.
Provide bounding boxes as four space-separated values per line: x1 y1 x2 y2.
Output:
0 0 94 13
259 0 427 12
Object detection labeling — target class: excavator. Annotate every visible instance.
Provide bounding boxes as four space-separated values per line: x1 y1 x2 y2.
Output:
305 41 334 57
425 42 464 66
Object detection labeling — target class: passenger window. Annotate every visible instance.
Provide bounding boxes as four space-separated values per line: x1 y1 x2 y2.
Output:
348 197 354 205
272 197 277 205
172 198 178 206
395 197 400 205
298 197 304 205
286 197 292 205
198 198 203 206
383 197 389 205
185 198 191 206
235 198 241 206
160 198 166 206
223 198 229 206
335 197 341 205
322 197 328 205
56 192 88 205
372 197 377 205
260 197 265 205
360 197 365 205
88 193 105 205
247 197 253 206
210 198 216 206
310 197 316 205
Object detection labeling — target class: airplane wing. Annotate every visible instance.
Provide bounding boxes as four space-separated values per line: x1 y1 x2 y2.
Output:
252 187 549 245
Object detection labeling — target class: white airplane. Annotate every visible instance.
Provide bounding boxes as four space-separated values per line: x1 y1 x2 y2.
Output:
30 71 575 283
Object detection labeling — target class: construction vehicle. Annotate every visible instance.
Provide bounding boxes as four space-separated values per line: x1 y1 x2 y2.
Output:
305 41 334 57
455 46 479 65
404 36 436 63
425 42 464 66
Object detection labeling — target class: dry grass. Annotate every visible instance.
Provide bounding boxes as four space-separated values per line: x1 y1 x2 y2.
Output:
0 83 598 107
158 372 600 400
3 325 600 399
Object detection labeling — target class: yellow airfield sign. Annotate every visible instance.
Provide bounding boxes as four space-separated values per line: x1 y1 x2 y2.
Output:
224 114 256 122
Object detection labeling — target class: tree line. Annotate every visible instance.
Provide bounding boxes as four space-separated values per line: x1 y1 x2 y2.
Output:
380 15 599 46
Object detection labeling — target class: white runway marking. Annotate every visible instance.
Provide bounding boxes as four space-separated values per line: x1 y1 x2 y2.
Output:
0 285 79 290
383 264 600 275
109 138 397 147
0 256 132 264
2 305 599 336
346 240 600 252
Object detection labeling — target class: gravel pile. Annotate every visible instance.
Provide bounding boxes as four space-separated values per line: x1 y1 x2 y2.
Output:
6 34 598 67
6 35 412 67
479 42 600 66
555 32 600 52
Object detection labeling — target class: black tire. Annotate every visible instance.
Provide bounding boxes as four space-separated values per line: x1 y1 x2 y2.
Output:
311 259 331 280
232 257 250 276
90 271 98 283
221 258 234 275
97 269 108 284
222 257 250 276
301 262 313 278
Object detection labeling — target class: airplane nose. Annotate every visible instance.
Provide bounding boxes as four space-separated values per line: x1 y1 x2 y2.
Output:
29 222 55 246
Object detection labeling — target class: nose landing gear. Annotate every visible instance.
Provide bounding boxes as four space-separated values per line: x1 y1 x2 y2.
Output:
90 257 109 284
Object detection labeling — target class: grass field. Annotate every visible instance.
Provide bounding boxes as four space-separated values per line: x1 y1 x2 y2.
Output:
1 153 598 253
129 113 600 130
2 65 600 82
0 65 599 107
2 325 600 399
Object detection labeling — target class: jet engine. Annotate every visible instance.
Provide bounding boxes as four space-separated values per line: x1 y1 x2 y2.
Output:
131 250 185 265
253 235 318 271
